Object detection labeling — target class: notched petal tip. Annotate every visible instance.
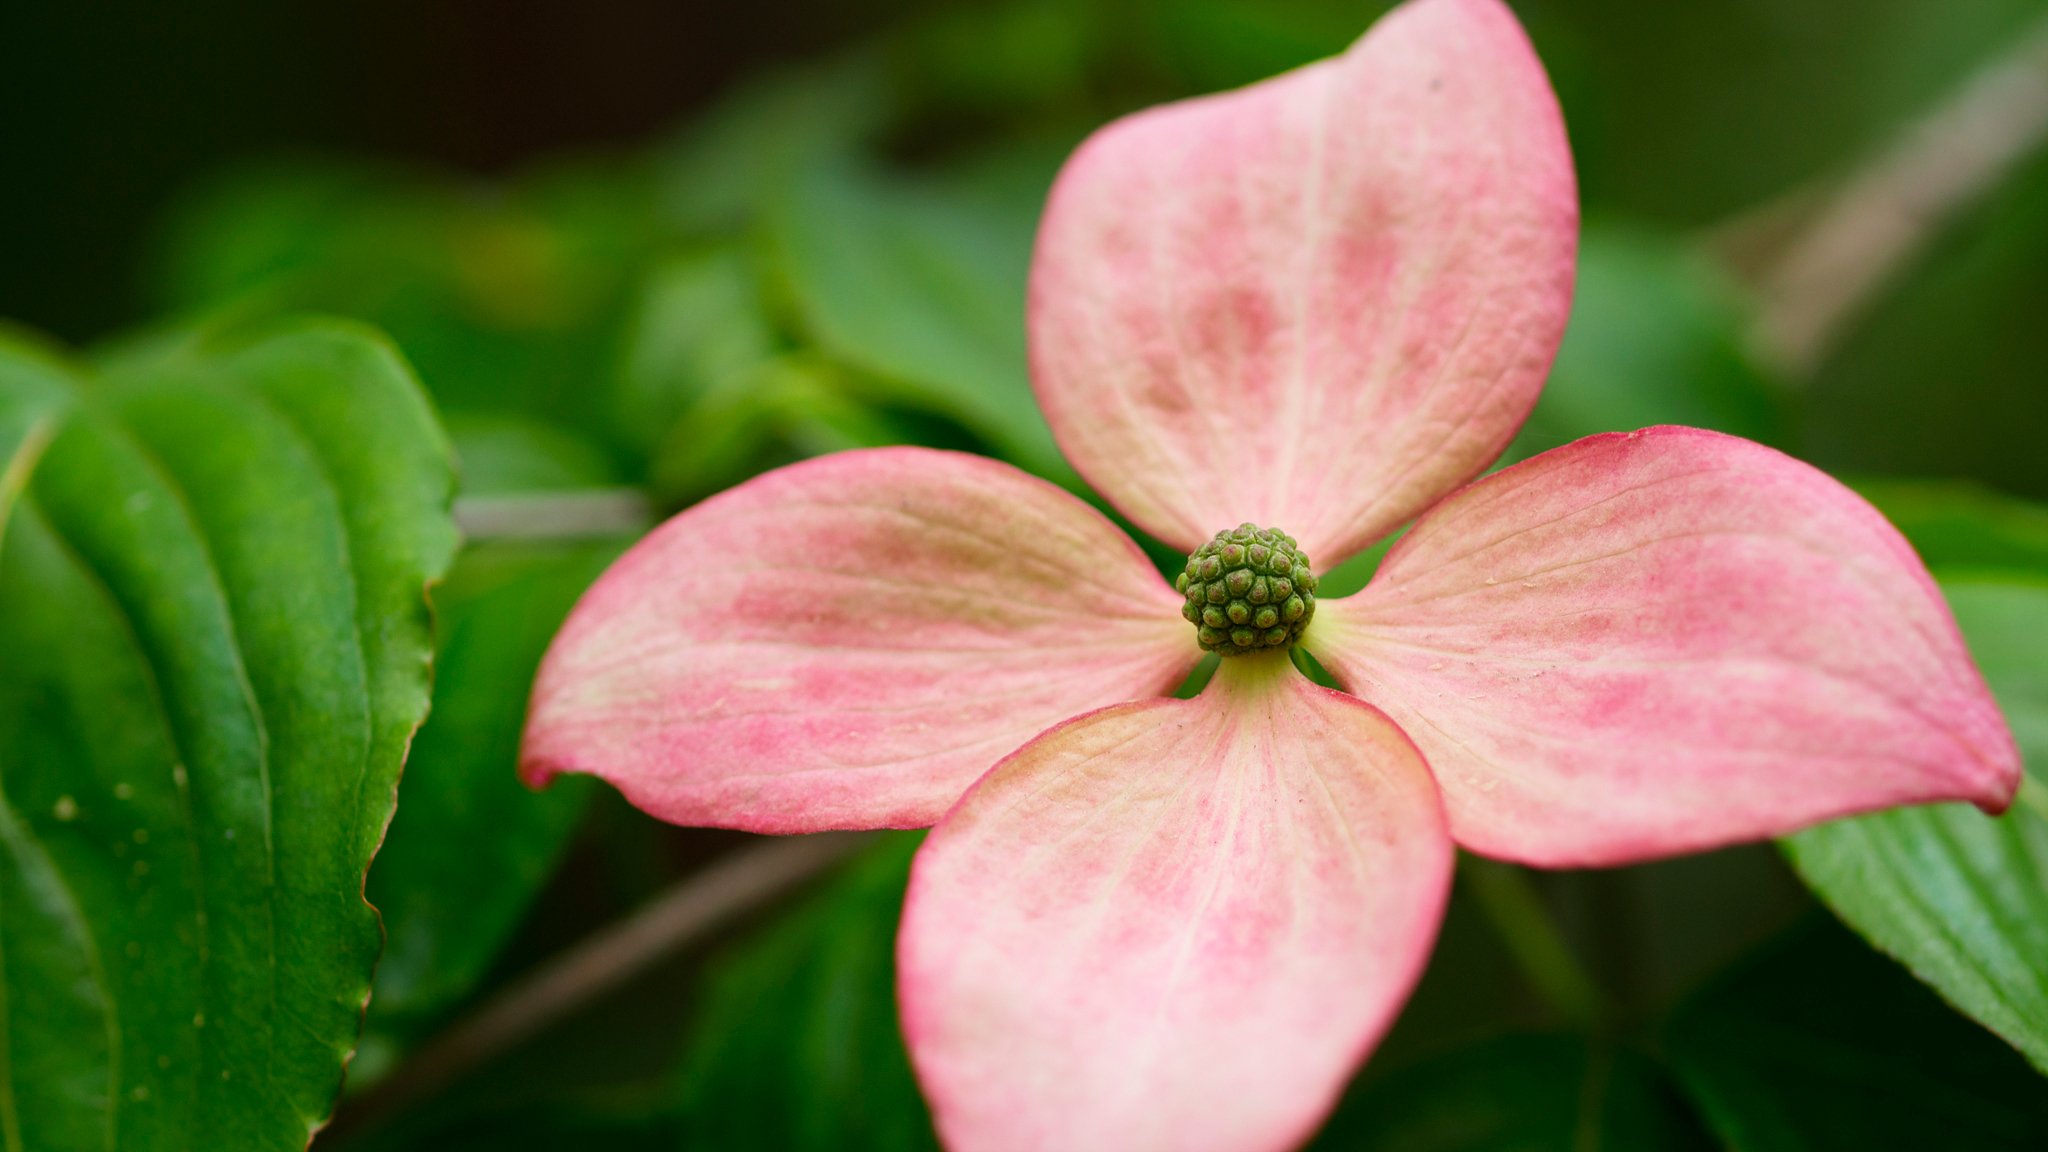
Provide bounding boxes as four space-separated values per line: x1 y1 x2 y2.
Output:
1315 425 2021 867
1030 0 1576 564
519 447 1196 835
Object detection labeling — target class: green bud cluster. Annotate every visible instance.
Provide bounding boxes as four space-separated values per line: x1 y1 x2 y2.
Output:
1176 523 1317 656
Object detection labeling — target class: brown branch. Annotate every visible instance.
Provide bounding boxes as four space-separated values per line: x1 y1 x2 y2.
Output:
328 831 877 1139
1750 12 2048 376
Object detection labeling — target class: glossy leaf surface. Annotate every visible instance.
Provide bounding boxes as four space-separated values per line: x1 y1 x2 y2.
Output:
0 321 456 1148
1786 577 2048 1073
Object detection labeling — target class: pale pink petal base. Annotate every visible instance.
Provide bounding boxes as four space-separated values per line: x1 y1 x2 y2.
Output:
1312 427 2021 868
1030 0 1577 562
522 448 1197 833
899 657 1451 1152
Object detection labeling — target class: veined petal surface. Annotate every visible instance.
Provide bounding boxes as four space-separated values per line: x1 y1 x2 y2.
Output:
1030 0 1576 562
1313 427 2020 867
522 448 1195 832
899 659 1451 1152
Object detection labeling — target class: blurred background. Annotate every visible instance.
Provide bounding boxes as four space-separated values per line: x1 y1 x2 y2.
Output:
7 0 2047 1148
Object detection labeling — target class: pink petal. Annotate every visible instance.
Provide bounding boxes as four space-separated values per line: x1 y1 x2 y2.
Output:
521 448 1196 833
899 658 1451 1152
1311 427 2022 868
1029 0 1576 562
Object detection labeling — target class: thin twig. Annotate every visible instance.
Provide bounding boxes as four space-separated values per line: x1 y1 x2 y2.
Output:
1750 11 2048 376
453 488 656 542
330 831 877 1138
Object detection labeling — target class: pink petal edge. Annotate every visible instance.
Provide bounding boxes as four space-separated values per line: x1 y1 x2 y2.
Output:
1311 426 2022 868
1029 0 1577 564
521 447 1197 833
899 657 1452 1152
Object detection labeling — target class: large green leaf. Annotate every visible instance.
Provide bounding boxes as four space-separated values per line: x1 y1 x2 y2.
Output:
1784 577 2048 1073
1666 916 2048 1150
763 160 1068 481
1312 1033 1711 1151
673 833 936 1152
0 319 456 1148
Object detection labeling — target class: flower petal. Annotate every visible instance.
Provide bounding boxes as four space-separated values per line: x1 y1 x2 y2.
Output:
1312 427 2022 868
899 658 1451 1152
521 447 1195 833
1029 0 1576 562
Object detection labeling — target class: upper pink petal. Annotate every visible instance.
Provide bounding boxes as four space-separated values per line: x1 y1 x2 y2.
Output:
898 658 1451 1152
1029 0 1577 562
1311 426 2021 868
520 447 1196 833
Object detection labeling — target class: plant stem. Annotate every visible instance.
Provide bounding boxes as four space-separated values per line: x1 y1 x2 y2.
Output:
1747 10 2048 376
324 831 875 1141
1458 853 1607 1031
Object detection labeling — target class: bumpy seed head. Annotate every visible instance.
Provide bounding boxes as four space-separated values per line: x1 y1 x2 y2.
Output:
1175 524 1318 656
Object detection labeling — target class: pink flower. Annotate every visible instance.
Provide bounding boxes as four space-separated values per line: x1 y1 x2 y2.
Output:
521 0 2020 1148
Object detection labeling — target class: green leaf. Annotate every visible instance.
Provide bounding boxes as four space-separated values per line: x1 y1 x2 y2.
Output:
764 160 1070 481
147 158 649 444
652 56 892 237
1312 1033 1712 1151
643 357 913 506
612 248 779 456
443 412 627 497
674 832 937 1151
1508 223 1786 462
0 318 456 1148
1784 577 2048 1074
1666 916 2048 1150
1856 480 2048 579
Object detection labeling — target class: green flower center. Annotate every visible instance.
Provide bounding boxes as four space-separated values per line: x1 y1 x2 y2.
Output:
1176 523 1317 656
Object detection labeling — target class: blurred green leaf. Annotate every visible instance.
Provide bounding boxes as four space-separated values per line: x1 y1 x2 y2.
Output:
1150 0 1373 92
1313 1033 1711 1151
1858 480 2048 578
149 159 645 444
764 159 1069 480
446 412 628 496
1784 577 2048 1074
613 248 779 456
1510 223 1785 462
643 356 918 506
0 318 455 1147
890 0 1099 122
1666 916 2048 1150
653 56 892 237
675 832 937 1151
